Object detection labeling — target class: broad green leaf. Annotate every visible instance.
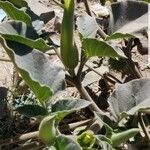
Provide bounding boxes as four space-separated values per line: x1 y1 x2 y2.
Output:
61 0 79 69
111 128 139 147
51 99 91 120
82 38 126 58
0 1 31 26
55 135 82 150
16 104 48 117
106 33 135 41
1 0 28 8
0 38 65 102
39 115 56 144
0 21 51 52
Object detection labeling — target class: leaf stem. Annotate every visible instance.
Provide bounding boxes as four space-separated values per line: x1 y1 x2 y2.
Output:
138 112 150 141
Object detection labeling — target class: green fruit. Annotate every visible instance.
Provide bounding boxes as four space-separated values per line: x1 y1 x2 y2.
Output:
61 0 78 69
77 130 96 149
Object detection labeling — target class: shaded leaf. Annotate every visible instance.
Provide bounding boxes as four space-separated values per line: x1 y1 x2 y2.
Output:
16 104 48 117
25 0 50 16
0 38 65 102
0 21 52 52
55 135 82 150
109 1 148 36
108 78 150 121
52 99 91 120
39 115 56 144
128 97 150 115
82 38 126 58
0 1 31 26
76 12 98 38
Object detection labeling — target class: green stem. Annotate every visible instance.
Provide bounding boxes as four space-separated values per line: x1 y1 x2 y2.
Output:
73 77 104 113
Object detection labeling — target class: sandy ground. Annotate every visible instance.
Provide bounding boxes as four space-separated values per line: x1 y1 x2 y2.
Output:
0 46 13 88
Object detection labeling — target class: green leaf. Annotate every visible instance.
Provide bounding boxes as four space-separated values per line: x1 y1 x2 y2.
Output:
0 1 31 26
1 0 28 8
55 135 82 150
16 104 48 117
51 99 91 120
106 33 135 41
0 21 51 52
111 128 139 147
0 38 65 102
39 115 56 144
82 38 126 59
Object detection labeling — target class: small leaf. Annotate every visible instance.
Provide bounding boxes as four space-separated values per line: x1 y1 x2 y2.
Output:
39 115 56 144
0 21 52 52
16 104 48 117
111 128 139 147
55 135 82 150
106 33 135 41
52 99 91 120
82 38 126 58
0 1 31 26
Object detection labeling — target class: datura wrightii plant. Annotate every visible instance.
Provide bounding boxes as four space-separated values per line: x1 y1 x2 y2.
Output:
0 0 142 149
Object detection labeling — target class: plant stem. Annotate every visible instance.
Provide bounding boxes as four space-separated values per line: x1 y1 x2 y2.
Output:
83 0 92 16
52 0 64 8
73 77 105 113
124 39 142 78
138 112 150 141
